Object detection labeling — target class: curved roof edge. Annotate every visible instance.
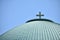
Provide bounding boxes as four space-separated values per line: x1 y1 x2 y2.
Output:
26 19 54 23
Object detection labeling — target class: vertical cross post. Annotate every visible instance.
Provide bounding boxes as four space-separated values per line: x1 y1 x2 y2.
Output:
36 12 44 19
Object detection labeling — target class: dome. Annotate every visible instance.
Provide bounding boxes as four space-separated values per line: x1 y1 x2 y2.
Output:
0 20 60 40
0 12 60 40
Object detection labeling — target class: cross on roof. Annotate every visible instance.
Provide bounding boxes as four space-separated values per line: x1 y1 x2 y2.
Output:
36 12 44 19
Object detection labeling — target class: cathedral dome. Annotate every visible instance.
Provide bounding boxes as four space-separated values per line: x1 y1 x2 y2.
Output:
0 12 60 40
0 19 60 40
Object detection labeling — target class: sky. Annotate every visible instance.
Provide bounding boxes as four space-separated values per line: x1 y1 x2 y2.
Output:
0 0 60 35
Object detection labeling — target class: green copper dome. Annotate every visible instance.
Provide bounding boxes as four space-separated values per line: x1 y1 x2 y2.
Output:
0 12 60 40
0 20 60 40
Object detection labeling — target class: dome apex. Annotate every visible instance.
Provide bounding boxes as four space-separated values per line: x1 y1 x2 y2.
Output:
26 19 54 23
26 12 54 23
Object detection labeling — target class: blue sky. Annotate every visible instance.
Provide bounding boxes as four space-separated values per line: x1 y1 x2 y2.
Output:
0 0 60 35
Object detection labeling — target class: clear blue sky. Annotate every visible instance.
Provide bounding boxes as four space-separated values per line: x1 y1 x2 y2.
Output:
0 0 60 35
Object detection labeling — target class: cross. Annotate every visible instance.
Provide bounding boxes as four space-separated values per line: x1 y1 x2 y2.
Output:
36 12 44 19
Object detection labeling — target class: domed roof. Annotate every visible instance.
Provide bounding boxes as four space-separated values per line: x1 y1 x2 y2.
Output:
0 21 60 40
0 12 60 40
